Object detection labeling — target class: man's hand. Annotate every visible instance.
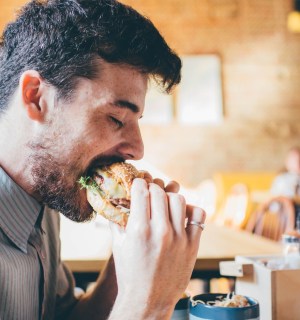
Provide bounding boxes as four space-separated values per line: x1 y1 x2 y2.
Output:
109 178 206 320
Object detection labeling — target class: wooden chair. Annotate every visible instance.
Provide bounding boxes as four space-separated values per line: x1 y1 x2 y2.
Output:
213 172 276 215
246 196 295 241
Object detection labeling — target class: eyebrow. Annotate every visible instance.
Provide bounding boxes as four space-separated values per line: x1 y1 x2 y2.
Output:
112 100 140 113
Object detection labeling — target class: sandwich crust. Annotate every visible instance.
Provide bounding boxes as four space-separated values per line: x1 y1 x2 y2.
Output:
97 162 143 198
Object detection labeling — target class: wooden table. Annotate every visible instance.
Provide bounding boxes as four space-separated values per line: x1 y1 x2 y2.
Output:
194 222 282 271
61 217 283 274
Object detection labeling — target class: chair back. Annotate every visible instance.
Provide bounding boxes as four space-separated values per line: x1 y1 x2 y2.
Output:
246 196 295 241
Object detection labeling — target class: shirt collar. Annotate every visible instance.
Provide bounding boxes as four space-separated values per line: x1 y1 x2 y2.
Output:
0 167 42 253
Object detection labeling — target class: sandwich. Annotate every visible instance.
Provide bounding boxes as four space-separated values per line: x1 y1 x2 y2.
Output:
79 162 144 226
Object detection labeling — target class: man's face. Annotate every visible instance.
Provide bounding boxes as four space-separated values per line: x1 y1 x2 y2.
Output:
30 61 147 222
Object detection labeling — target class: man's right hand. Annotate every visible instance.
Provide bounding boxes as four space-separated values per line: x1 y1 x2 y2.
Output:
109 178 206 320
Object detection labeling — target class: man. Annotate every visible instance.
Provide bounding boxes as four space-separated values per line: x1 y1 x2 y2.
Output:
0 0 206 319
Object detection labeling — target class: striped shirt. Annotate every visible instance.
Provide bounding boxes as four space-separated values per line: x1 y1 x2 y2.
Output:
0 167 78 319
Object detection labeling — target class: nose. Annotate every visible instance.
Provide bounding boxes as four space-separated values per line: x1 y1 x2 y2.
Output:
118 125 144 160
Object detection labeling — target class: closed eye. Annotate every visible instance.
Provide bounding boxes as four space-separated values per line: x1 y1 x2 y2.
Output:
109 116 124 129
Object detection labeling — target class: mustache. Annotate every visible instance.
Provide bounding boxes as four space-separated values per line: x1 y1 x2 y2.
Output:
86 155 125 174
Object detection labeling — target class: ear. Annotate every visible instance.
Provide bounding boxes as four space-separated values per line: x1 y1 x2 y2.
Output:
19 70 47 122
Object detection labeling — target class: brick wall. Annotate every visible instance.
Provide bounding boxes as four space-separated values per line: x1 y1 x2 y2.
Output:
1 0 300 187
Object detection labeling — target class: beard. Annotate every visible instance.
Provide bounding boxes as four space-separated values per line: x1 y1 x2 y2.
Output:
30 152 93 222
29 146 124 223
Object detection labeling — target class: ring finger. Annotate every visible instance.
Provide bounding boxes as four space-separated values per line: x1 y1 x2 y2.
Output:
185 205 206 242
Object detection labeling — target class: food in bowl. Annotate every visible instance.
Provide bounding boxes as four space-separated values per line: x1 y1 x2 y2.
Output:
192 292 250 308
189 293 260 320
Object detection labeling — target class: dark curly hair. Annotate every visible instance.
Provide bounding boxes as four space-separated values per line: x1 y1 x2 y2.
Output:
0 0 181 110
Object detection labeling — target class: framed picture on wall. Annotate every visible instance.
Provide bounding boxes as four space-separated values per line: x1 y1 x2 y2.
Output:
141 54 223 125
177 54 223 124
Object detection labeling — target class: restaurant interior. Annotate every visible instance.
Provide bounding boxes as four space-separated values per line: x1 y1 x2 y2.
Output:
2 0 300 319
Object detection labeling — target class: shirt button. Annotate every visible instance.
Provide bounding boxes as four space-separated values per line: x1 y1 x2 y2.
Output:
40 251 46 260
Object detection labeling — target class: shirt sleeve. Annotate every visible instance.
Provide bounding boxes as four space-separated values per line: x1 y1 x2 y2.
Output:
270 175 282 196
270 174 295 198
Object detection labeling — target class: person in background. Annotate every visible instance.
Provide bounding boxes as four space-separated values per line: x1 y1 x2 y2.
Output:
270 147 300 198
247 147 300 235
270 146 300 225
0 1 206 319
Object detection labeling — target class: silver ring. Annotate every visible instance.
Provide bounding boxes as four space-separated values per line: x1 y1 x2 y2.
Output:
187 220 205 230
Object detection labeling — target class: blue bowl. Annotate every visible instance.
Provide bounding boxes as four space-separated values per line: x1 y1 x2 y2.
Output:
189 293 259 320
170 296 190 320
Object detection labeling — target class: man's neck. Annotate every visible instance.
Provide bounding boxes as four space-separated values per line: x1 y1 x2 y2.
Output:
0 138 37 201
0 92 41 200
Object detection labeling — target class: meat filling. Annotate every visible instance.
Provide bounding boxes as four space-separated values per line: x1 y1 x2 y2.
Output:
93 172 130 209
111 198 130 209
94 173 104 185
